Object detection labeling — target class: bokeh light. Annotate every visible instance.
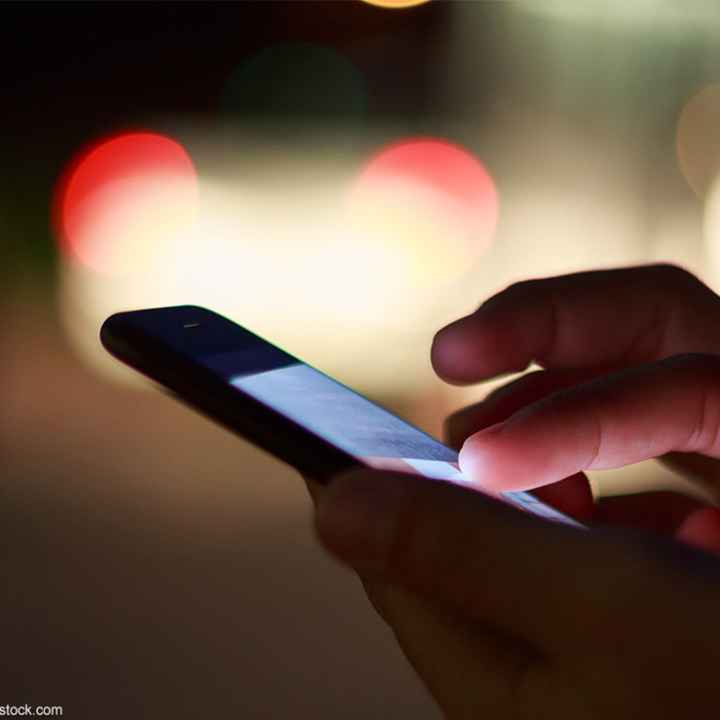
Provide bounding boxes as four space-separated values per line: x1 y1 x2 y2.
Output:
359 0 431 8
346 137 498 288
54 132 198 274
677 85 720 198
703 172 720 280
516 0 714 30
221 43 367 126
59 139 483 397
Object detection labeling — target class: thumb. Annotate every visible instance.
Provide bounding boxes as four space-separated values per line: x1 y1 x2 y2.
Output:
315 468 669 656
675 507 720 554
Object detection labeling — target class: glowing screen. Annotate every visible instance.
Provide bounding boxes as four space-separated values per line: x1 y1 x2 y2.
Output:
202 348 584 526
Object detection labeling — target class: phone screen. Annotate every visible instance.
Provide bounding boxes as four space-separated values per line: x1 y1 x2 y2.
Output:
201 346 584 528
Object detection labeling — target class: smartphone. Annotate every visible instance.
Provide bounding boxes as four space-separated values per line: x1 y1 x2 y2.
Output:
100 305 584 528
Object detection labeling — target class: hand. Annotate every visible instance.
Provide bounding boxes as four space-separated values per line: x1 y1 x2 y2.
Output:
314 468 720 719
310 264 720 718
434 263 720 551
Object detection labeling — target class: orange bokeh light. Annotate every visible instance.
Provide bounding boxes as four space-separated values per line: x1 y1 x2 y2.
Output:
54 132 198 274
359 0 431 8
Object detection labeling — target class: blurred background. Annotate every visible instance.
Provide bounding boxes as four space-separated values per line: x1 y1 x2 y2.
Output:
4 1 720 716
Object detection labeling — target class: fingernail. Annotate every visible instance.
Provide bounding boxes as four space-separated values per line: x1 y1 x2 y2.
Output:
316 469 408 573
433 314 479 350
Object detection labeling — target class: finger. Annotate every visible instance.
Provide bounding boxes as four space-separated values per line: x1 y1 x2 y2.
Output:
531 473 594 522
432 264 720 384
315 468 651 655
592 491 720 556
450 374 720 504
444 368 601 450
675 508 720 554
459 353 720 492
445 370 596 522
594 491 710 534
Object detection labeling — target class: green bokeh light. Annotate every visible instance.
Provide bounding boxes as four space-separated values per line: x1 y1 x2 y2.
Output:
220 43 368 126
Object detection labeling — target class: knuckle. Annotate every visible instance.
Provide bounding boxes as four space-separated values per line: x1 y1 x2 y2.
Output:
644 264 720 312
483 278 543 311
505 278 543 297
659 354 720 452
647 262 702 290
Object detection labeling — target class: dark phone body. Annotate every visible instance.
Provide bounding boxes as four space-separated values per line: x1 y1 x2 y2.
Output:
101 305 359 483
101 305 585 528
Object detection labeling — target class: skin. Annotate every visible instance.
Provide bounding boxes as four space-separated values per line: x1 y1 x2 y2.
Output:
308 264 720 719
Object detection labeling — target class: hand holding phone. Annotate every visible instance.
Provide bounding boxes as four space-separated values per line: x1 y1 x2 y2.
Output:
97 265 720 720
309 265 720 719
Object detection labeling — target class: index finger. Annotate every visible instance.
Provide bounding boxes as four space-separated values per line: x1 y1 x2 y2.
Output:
432 264 720 384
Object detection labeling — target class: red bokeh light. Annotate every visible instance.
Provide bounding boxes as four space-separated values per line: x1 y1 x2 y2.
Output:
350 137 499 242
54 131 197 273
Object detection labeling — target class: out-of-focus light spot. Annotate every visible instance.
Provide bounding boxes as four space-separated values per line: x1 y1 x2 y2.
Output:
498 187 643 282
703 174 720 285
54 132 198 274
677 85 720 198
359 0 431 8
346 137 498 287
61 166 468 395
221 43 367 125
517 0 715 30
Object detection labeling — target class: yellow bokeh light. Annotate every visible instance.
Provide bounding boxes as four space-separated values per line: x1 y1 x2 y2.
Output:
703 172 720 285
60 167 466 395
60 116 650 404
346 177 483 289
66 174 197 274
516 0 713 29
